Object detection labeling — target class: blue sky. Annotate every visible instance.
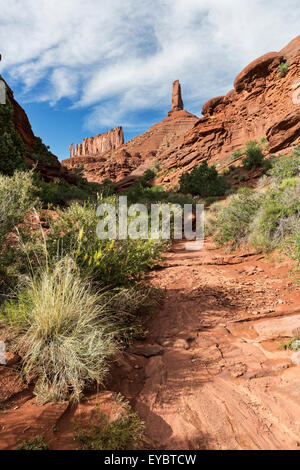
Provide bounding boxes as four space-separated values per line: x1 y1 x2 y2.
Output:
0 0 300 161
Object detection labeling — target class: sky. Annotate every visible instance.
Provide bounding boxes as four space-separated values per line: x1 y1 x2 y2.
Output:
0 0 299 161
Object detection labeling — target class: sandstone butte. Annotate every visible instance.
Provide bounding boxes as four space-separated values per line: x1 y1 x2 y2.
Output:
62 35 300 189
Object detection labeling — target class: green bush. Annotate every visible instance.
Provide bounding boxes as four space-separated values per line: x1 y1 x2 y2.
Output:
1 257 119 402
0 170 38 246
24 200 166 286
33 174 100 207
125 183 192 207
213 187 261 249
179 161 230 197
268 147 300 183
278 61 290 77
249 178 300 251
30 137 60 167
285 219 300 278
242 141 264 170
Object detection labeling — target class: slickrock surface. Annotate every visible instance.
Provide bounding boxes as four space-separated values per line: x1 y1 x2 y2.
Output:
108 240 300 450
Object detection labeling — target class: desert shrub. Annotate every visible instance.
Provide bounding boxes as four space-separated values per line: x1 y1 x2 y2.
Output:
98 178 116 197
33 175 100 207
0 90 26 174
17 435 49 451
268 148 300 183
75 402 144 450
32 200 166 286
0 171 38 246
280 337 300 351
139 169 156 188
249 178 300 251
30 137 60 167
125 183 192 206
179 161 229 197
278 61 290 77
283 215 300 277
213 187 261 249
1 257 119 402
230 149 244 161
242 140 264 170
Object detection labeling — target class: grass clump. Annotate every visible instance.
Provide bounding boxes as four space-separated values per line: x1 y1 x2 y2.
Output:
1 257 118 402
179 161 230 197
278 61 290 78
75 401 144 450
17 435 49 450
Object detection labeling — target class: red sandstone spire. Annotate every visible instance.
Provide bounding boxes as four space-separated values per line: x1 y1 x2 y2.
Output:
171 80 184 111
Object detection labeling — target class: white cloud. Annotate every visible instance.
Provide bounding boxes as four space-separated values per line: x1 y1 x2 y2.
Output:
0 0 299 131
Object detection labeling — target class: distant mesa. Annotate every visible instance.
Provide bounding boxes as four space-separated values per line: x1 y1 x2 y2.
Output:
69 126 124 158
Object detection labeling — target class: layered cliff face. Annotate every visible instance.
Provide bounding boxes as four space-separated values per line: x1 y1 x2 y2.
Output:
155 36 300 186
62 81 199 185
1 79 75 183
62 35 300 188
69 127 124 158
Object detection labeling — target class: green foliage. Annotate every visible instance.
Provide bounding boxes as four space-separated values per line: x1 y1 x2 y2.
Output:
30 137 60 167
16 199 165 287
242 140 264 170
278 61 290 78
230 149 244 161
75 404 144 450
179 161 230 197
280 338 300 351
213 187 261 249
139 169 156 188
32 174 101 207
17 435 49 450
125 183 192 207
0 170 38 246
284 216 300 278
0 91 26 174
249 178 300 251
268 147 300 183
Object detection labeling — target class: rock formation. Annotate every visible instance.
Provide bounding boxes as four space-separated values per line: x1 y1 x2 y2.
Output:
2 79 75 183
171 80 184 112
62 83 198 185
63 35 300 189
69 143 75 158
71 127 124 158
154 35 300 187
